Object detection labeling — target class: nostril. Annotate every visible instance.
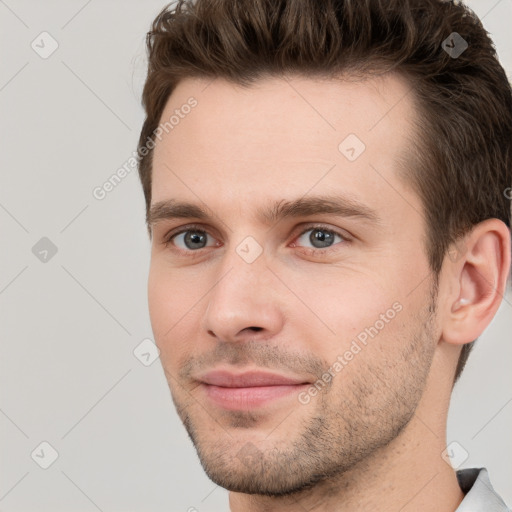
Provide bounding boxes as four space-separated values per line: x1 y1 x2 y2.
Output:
249 326 263 332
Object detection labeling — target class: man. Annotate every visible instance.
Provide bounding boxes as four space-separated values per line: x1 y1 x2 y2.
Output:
137 0 512 510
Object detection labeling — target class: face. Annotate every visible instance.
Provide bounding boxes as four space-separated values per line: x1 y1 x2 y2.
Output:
147 74 439 496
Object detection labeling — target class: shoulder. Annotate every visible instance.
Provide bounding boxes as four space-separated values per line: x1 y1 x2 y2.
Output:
455 467 510 512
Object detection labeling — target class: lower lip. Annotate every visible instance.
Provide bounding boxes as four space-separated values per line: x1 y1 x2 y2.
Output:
201 383 309 410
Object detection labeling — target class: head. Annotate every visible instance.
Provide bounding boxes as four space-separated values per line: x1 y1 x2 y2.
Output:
138 0 512 498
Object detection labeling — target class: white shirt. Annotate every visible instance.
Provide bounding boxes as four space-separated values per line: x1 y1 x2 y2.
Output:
455 467 510 511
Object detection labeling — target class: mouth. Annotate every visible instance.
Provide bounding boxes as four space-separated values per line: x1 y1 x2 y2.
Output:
196 369 311 410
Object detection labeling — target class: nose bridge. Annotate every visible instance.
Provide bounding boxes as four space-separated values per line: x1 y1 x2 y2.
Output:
207 238 267 313
215 232 269 295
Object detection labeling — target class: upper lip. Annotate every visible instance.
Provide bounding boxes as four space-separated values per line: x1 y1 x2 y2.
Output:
197 370 310 388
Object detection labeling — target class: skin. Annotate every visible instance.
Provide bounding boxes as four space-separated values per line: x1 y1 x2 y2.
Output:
147 74 511 511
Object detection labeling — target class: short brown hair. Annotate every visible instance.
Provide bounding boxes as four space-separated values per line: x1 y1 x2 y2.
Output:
137 0 512 385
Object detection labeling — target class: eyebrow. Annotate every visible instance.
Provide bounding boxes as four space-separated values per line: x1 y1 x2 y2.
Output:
147 194 381 229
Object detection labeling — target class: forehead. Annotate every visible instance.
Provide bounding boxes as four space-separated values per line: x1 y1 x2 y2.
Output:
151 73 420 219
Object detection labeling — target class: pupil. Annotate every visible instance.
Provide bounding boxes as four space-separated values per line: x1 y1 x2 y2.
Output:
310 229 334 248
185 231 206 249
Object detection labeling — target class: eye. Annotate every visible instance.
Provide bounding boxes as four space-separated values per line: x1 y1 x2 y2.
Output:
162 223 349 256
293 225 347 251
166 226 219 251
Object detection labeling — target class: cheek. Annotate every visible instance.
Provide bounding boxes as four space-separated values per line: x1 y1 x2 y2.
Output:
286 268 402 346
147 264 170 337
147 263 200 362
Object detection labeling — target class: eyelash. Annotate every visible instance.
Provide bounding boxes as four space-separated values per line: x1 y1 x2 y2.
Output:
162 223 350 258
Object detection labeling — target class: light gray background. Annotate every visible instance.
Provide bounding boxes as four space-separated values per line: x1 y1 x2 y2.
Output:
1 1 511 510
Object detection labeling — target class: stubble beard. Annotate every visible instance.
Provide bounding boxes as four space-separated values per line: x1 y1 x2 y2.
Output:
168 292 438 497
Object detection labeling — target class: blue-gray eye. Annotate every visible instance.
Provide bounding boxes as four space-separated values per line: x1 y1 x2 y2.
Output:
297 228 343 249
173 230 215 250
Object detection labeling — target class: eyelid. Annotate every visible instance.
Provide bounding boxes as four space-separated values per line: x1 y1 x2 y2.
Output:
293 223 352 243
163 223 218 244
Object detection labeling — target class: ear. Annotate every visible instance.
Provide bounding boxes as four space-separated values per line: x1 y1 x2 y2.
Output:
441 219 511 346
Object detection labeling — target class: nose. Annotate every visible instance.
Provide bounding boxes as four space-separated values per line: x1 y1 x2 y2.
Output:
201 247 284 344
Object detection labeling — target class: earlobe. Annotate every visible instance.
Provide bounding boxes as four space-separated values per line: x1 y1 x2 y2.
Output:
442 219 511 346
